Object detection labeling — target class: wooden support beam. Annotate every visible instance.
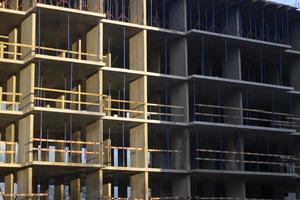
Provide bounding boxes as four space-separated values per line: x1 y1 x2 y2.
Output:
172 175 190 198
129 77 147 119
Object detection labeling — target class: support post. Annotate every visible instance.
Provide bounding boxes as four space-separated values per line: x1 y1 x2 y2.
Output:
5 124 15 163
8 28 18 60
86 170 102 200
7 75 17 111
129 30 147 71
4 174 14 200
86 120 103 165
18 115 34 164
86 23 103 61
19 64 35 112
20 14 36 60
70 178 80 200
17 168 33 200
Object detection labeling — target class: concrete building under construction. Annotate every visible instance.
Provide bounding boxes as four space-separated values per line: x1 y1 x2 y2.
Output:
0 0 300 199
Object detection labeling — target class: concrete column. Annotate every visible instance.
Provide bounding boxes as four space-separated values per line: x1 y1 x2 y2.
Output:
6 75 17 111
71 131 81 163
103 183 111 199
86 23 103 61
227 45 241 80
70 178 80 200
148 50 161 73
19 63 35 112
289 58 300 91
55 182 64 200
171 128 190 169
226 179 246 199
86 120 103 164
17 168 32 200
5 124 15 163
129 77 147 119
86 170 102 200
290 19 300 50
225 134 244 171
170 82 189 123
20 14 36 60
87 0 103 13
129 0 146 25
130 172 148 199
228 6 240 36
169 38 188 76
18 115 34 164
168 0 187 31
223 89 243 125
8 28 18 60
130 124 147 168
71 39 82 59
103 138 111 166
8 0 19 10
70 84 81 110
172 176 191 198
4 174 14 200
86 71 102 112
129 30 147 71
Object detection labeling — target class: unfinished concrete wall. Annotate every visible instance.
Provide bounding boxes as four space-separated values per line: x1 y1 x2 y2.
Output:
86 23 103 61
227 45 241 80
130 172 148 199
86 70 102 112
223 89 243 125
129 77 147 119
168 0 187 31
86 170 102 200
6 75 17 111
226 179 246 198
86 120 103 164
170 82 189 122
19 63 35 112
171 128 190 169
129 31 147 71
228 6 239 36
130 124 147 168
17 168 32 198
18 114 34 165
21 14 36 60
172 176 191 198
130 0 146 24
169 38 188 76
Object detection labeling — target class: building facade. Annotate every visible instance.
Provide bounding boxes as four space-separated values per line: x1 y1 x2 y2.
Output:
0 0 299 199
